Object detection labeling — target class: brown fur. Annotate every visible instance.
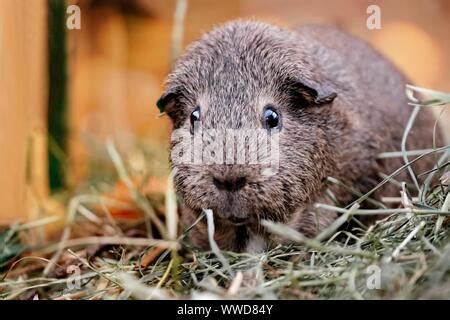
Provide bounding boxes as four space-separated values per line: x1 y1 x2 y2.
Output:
158 20 441 252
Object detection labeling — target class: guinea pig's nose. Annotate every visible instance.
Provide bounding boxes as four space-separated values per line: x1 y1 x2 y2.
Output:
213 176 247 192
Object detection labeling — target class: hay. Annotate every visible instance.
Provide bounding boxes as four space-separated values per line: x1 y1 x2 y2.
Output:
0 87 449 300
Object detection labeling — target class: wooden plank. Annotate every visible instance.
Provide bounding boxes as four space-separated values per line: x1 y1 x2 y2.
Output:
0 1 48 224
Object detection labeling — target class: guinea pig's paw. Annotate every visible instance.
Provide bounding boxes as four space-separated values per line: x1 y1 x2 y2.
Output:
187 226 210 250
244 235 267 254
269 233 301 247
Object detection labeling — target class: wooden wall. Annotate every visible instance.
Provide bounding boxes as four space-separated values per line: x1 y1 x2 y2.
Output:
0 0 448 226
67 0 449 186
0 1 48 224
66 0 242 186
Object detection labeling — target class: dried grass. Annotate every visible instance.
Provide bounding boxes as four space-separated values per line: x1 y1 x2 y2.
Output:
0 89 449 300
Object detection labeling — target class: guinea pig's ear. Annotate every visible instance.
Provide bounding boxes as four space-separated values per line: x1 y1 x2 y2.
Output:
292 78 337 106
156 91 177 114
157 90 187 126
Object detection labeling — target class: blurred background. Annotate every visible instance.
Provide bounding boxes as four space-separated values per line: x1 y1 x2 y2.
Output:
0 0 449 232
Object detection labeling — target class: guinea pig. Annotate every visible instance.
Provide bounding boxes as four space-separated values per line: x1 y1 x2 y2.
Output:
157 20 441 252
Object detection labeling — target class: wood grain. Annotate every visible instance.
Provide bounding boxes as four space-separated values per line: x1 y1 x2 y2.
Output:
0 1 48 224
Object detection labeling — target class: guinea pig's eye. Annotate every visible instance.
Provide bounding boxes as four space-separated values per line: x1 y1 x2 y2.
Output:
190 106 201 133
263 106 280 129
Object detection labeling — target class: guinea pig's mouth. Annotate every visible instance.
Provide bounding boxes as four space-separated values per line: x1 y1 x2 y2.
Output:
193 208 250 226
206 211 250 226
226 216 249 226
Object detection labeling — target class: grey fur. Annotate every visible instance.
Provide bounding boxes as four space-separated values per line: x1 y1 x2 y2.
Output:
159 20 441 252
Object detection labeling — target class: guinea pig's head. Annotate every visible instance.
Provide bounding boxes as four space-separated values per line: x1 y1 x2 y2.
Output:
158 20 339 230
